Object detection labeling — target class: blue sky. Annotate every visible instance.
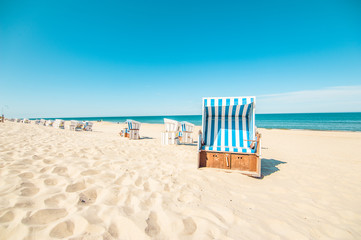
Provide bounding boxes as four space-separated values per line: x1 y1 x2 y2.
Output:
1 0 361 117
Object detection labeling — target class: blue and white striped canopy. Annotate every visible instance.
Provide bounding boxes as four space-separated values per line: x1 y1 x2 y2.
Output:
201 97 256 153
126 119 141 130
181 121 194 132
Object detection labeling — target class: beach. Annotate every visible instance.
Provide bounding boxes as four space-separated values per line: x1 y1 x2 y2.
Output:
0 121 361 239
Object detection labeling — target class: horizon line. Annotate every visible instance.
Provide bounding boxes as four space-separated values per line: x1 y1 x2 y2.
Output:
23 111 361 119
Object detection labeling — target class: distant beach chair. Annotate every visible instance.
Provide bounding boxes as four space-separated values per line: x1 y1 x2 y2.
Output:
161 118 181 145
40 119 46 126
198 96 261 177
34 119 40 125
16 118 21 123
45 120 54 127
23 118 31 124
53 119 65 129
179 121 195 144
121 120 141 140
69 120 83 131
84 121 93 131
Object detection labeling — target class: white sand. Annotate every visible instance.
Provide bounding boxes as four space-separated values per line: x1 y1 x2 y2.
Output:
0 121 360 239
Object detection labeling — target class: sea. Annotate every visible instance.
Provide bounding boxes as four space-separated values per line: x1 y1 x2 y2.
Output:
33 112 361 132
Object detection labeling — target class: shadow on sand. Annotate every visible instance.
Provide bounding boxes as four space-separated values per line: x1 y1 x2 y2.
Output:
261 158 287 177
179 143 197 146
140 137 154 140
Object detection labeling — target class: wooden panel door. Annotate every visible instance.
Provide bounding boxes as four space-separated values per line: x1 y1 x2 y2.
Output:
231 154 258 172
206 152 223 168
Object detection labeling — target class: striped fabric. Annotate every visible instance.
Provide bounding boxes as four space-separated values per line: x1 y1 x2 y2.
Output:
126 120 141 130
181 121 194 132
202 97 256 153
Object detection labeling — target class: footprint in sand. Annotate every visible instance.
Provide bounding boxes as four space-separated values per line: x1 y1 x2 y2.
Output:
143 182 150 192
78 189 97 205
15 201 34 208
183 217 197 235
163 184 170 192
0 211 15 223
19 172 34 179
44 194 66 207
66 181 86 192
40 166 52 173
145 212 160 237
107 223 119 239
22 209 67 225
20 182 35 188
43 159 54 164
122 206 134 216
80 169 99 176
44 178 58 186
52 166 68 175
21 187 39 197
135 177 142 187
114 174 126 185
32 155 40 160
49 220 74 238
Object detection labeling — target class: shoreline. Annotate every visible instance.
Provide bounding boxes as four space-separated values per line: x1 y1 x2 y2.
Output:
28 120 361 133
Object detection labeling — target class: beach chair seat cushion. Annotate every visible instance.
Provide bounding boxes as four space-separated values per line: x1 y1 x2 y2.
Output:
201 145 256 154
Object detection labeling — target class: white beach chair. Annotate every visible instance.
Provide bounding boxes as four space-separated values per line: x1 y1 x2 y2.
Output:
69 120 83 131
121 120 141 140
179 121 195 144
53 119 65 129
46 120 54 127
198 96 261 177
40 119 46 126
23 118 31 124
69 120 77 131
84 121 93 131
161 118 181 145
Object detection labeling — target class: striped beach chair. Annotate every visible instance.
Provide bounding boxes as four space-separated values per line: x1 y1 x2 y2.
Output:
69 120 83 131
121 120 141 139
179 121 195 144
161 118 181 145
84 121 93 131
198 96 261 177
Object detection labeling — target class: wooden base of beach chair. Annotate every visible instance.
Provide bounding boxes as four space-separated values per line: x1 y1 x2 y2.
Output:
179 132 193 144
129 129 140 140
199 151 261 177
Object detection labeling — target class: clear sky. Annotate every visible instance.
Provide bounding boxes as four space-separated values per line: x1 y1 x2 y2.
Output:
1 0 361 118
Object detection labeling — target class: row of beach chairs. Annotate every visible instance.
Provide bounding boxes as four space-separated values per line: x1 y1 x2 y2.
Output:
119 119 195 144
12 118 95 131
161 119 195 145
8 96 261 177
36 119 93 131
121 96 261 177
8 118 31 123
